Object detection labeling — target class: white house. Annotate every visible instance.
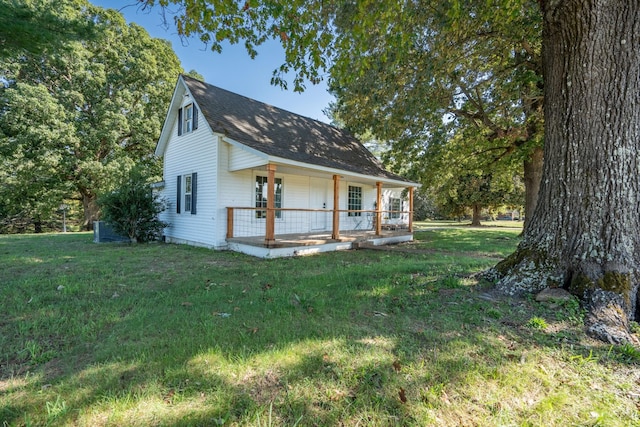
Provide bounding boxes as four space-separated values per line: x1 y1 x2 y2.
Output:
154 75 420 258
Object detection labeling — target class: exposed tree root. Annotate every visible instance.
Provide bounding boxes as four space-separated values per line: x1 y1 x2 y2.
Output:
585 289 638 345
485 252 639 345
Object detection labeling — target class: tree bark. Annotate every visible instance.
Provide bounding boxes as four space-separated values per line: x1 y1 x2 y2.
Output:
492 0 640 343
33 217 42 234
471 204 482 226
82 191 99 231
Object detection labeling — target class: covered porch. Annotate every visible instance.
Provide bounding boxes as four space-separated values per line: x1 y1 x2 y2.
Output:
224 163 416 258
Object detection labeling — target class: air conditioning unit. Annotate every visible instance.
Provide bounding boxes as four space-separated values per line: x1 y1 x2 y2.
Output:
93 221 130 243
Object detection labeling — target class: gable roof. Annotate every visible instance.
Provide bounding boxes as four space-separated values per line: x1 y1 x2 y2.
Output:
158 75 415 185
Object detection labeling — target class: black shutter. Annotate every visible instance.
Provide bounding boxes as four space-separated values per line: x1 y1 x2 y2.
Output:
176 175 181 213
193 106 199 130
177 108 183 136
191 172 197 215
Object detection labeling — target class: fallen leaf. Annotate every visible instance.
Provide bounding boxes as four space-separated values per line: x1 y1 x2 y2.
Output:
392 360 402 372
164 388 175 404
399 387 407 403
181 302 192 307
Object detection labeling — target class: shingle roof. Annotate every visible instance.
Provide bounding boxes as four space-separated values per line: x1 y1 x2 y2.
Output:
181 75 412 183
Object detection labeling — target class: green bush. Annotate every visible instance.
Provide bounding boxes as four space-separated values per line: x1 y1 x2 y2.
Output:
526 316 548 330
98 168 168 243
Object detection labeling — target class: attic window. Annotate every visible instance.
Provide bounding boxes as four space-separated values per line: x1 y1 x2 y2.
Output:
178 103 198 136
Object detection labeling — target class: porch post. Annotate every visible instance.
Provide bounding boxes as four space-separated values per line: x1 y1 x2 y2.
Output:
408 186 414 232
265 164 276 246
375 182 382 236
226 207 234 239
332 174 340 239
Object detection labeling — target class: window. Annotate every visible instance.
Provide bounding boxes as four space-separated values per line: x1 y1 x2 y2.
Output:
390 198 402 219
255 176 283 219
348 185 362 216
184 174 192 212
177 103 198 136
176 173 197 215
185 104 194 133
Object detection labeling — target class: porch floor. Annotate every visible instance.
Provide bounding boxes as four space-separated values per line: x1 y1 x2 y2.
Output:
227 229 412 249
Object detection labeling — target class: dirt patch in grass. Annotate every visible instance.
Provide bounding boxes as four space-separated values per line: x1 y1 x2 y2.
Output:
239 368 284 405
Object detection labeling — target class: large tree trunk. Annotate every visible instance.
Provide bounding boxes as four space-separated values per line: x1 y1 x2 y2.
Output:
491 0 640 344
471 204 482 226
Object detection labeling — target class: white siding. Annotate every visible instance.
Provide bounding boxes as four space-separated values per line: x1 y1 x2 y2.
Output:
218 166 319 238
159 98 219 248
216 140 253 244
283 174 310 208
274 174 310 235
336 181 375 231
228 145 267 171
381 188 408 225
218 158 366 238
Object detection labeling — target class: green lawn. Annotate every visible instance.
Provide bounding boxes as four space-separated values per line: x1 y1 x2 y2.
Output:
1 230 638 426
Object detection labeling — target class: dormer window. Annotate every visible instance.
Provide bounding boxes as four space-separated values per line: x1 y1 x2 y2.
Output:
184 104 194 133
178 103 199 136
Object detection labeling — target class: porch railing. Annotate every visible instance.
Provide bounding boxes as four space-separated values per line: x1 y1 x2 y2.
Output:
226 207 412 241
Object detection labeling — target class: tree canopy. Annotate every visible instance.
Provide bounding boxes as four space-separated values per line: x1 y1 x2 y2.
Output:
0 1 183 230
0 0 94 57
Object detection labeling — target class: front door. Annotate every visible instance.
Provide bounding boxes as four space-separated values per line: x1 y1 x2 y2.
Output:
310 178 328 231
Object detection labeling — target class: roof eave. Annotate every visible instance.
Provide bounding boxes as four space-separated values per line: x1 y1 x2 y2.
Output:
223 136 419 187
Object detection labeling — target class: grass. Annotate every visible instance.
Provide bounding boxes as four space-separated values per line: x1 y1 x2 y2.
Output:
415 219 524 229
1 229 639 426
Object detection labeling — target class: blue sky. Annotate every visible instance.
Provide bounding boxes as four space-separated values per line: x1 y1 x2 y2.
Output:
89 1 334 123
